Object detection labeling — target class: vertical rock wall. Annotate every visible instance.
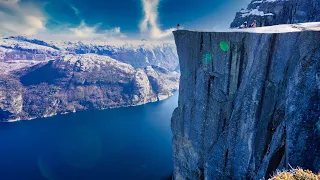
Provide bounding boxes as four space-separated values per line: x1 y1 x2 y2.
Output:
172 28 320 179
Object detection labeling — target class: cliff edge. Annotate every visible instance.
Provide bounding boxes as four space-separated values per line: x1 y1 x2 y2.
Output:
172 23 320 180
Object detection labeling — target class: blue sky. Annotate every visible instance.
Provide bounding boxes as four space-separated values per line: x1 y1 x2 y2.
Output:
0 0 251 40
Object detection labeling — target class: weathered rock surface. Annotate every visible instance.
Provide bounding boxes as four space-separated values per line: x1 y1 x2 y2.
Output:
172 23 320 180
0 54 179 122
230 0 320 28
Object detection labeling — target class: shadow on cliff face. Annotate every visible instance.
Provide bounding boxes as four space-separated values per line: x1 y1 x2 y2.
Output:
265 145 286 179
20 60 67 86
0 108 13 121
161 172 173 180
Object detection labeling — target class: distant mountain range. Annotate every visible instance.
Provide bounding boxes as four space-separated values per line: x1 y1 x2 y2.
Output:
0 36 179 70
0 36 179 122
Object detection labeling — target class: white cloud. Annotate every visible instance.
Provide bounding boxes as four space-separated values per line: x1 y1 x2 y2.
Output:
140 0 176 39
26 16 45 29
66 5 126 40
69 4 80 17
1 0 19 3
0 0 47 36
0 1 126 41
68 20 126 40
69 21 96 38
112 27 121 34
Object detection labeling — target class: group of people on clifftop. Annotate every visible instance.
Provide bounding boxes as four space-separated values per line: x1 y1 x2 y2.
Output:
175 20 257 30
241 20 257 29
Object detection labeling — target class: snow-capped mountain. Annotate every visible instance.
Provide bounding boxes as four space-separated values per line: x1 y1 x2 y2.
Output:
0 36 60 61
230 0 320 28
4 36 60 50
0 36 179 122
61 41 179 71
0 36 179 71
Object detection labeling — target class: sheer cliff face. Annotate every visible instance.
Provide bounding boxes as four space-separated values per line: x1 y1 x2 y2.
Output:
172 24 320 179
230 0 320 28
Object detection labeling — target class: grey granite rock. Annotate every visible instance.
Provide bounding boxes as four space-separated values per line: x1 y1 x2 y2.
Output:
230 0 320 28
172 24 320 179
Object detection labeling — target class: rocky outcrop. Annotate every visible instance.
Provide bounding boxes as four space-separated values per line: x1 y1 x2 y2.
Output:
0 36 179 122
230 0 320 28
171 23 320 180
0 54 179 122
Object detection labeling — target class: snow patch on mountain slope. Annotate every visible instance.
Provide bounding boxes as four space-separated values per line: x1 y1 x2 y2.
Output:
1 38 59 52
240 22 320 33
241 8 274 17
4 36 60 50
239 0 293 18
61 54 135 74
0 60 41 75
230 0 319 28
186 22 320 33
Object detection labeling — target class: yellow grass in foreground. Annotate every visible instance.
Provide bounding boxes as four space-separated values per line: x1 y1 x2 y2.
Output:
270 168 320 180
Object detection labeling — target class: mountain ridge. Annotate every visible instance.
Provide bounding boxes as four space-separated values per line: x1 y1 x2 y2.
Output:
0 37 179 122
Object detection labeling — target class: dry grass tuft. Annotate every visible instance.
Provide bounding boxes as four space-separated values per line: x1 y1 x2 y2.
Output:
270 168 320 180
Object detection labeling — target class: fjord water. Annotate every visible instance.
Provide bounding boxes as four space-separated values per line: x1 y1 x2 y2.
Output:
0 92 178 180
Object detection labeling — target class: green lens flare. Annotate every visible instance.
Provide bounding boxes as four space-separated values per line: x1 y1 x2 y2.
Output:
182 68 190 78
220 41 229 52
202 53 213 64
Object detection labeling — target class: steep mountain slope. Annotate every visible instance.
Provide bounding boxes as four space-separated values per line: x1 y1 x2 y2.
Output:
0 54 179 122
0 37 179 122
230 0 320 28
172 23 320 179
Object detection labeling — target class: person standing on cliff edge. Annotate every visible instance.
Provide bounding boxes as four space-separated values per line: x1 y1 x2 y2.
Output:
244 21 248 28
250 20 257 28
